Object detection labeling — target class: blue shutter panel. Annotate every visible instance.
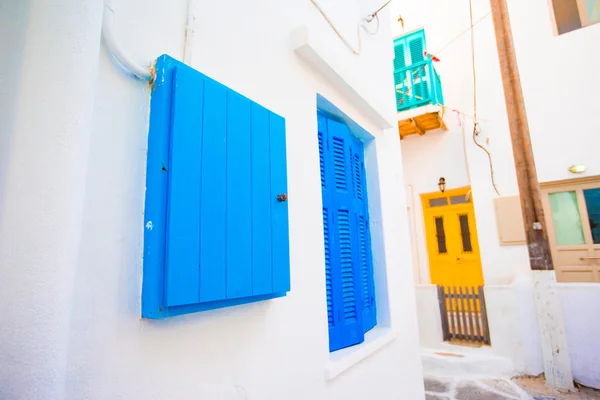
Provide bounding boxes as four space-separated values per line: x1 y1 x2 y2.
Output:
142 55 290 318
407 30 429 103
325 118 364 351
270 114 291 293
226 92 253 299
318 115 334 329
164 66 203 307
251 104 274 296
351 140 376 332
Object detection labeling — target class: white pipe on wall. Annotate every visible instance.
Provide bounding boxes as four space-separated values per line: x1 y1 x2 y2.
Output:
102 0 152 81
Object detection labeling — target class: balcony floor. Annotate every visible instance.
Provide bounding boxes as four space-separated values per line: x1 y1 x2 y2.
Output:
397 104 447 139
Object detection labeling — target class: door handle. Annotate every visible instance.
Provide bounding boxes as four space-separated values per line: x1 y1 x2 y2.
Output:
277 193 288 202
580 256 600 260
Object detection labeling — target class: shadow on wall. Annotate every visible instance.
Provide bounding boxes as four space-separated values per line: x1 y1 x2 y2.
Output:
0 1 30 225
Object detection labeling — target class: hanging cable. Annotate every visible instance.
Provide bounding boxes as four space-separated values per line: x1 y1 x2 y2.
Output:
468 0 501 196
310 0 389 55
432 11 491 56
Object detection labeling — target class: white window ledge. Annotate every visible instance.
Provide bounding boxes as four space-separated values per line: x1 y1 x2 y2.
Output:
325 327 396 380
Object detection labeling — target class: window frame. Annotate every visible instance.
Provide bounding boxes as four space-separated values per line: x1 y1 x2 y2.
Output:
549 0 600 35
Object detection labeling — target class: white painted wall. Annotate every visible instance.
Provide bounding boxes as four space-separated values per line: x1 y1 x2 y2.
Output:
0 0 425 399
559 284 600 389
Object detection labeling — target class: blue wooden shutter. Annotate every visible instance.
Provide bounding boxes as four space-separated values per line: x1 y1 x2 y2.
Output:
318 115 334 331
407 30 429 102
351 139 376 332
142 55 290 319
393 38 408 108
165 65 203 307
407 30 426 64
320 115 364 351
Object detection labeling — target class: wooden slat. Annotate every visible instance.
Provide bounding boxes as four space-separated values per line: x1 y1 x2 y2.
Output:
411 118 425 135
470 287 482 341
458 287 466 339
479 285 491 345
437 286 450 341
462 286 473 341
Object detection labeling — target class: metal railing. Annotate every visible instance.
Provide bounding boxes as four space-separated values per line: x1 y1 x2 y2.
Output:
437 285 490 345
394 57 444 113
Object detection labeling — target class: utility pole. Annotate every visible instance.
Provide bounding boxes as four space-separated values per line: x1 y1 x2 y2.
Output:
489 0 574 390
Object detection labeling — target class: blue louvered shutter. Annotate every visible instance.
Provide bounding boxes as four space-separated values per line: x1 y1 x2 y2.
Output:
320 115 364 351
318 115 335 332
142 55 290 319
393 38 408 109
407 30 429 103
350 139 376 332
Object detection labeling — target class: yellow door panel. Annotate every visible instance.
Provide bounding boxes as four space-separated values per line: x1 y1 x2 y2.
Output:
422 187 484 289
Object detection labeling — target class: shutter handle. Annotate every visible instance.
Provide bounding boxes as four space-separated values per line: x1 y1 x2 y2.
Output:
277 193 288 202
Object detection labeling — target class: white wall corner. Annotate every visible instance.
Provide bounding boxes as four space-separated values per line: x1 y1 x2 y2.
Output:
414 284 444 349
290 25 395 130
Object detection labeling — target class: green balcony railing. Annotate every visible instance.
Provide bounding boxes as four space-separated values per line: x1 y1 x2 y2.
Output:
394 57 444 113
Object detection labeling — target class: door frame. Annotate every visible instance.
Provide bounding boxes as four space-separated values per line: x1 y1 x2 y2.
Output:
541 175 600 282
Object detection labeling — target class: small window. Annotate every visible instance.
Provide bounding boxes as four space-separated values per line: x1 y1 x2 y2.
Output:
583 188 600 244
429 197 449 207
434 216 448 254
551 0 600 35
549 191 586 245
459 214 473 252
450 194 471 205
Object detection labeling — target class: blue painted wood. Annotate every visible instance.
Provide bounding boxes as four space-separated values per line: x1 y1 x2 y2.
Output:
351 138 376 332
199 79 228 303
323 117 365 351
165 65 204 307
141 55 176 319
251 103 273 296
141 55 290 319
270 113 290 293
226 91 253 299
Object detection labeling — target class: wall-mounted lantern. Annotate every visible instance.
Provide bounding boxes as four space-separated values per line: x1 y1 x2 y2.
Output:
438 177 446 193
569 164 586 174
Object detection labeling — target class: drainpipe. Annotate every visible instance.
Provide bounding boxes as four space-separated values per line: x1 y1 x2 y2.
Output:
0 0 104 398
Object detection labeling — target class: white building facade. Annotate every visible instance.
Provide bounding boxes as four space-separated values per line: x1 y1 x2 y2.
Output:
0 0 425 399
391 0 600 389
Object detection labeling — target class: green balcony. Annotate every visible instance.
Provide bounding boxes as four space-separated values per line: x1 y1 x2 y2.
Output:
393 29 447 139
395 56 444 113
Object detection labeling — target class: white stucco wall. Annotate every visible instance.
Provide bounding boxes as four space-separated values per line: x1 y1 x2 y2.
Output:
559 284 600 389
0 0 425 399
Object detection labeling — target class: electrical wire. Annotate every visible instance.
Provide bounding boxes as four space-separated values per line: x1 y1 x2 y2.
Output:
432 11 491 56
310 0 386 55
468 0 501 197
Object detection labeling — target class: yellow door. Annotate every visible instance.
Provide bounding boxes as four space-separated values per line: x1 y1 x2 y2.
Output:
422 187 484 288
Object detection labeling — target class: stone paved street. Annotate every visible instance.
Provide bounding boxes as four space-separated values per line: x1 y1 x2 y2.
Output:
424 376 600 400
424 376 528 400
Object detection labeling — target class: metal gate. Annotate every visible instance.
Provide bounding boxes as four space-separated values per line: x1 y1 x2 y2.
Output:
437 285 491 345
